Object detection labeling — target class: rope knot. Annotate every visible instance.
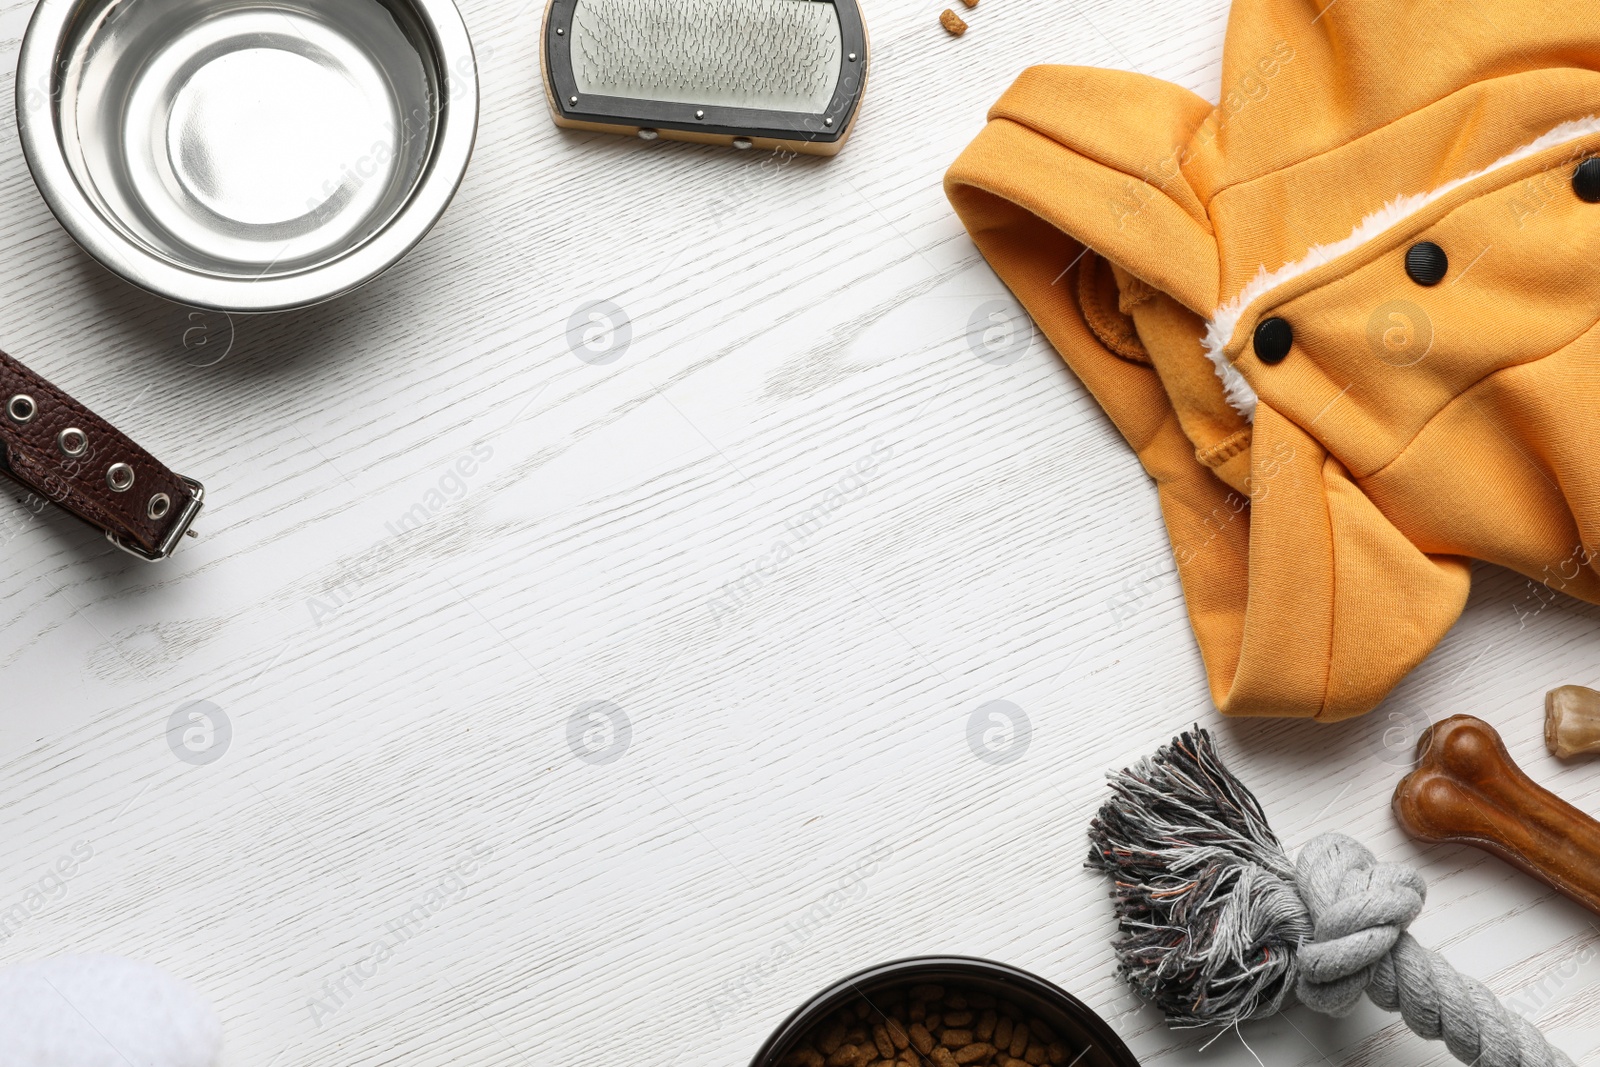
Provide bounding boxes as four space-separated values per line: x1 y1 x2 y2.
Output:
1293 833 1426 1016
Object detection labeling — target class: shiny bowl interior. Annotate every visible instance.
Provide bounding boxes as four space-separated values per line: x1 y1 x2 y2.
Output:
16 0 478 311
749 957 1143 1067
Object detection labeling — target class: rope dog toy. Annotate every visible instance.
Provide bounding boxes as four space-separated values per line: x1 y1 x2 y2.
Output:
1087 728 1575 1067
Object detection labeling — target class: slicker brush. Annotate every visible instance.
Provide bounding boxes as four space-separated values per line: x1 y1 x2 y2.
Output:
542 0 868 155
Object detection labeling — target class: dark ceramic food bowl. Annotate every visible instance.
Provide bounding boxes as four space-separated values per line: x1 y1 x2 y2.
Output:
750 957 1141 1067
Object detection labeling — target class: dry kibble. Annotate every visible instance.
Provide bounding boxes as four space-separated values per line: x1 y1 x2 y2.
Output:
789 985 1079 1067
1009 1025 1029 1058
827 1045 861 1067
873 1027 896 1059
939 9 967 35
959 0 979 7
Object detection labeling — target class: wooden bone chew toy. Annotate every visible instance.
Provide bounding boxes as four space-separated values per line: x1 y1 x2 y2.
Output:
1089 728 1577 1067
1395 715 1600 916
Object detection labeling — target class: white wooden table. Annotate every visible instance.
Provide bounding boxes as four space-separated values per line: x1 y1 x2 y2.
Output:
1 0 1598 1063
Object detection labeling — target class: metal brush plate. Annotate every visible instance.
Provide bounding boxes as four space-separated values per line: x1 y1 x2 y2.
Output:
543 0 867 152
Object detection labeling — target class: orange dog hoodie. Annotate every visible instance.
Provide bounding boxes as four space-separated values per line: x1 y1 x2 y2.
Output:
946 1 1600 721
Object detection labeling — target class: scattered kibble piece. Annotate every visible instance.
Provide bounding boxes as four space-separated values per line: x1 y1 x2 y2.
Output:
940 8 967 35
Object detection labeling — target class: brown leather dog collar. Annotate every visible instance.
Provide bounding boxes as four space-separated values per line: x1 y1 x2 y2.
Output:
1 350 203 561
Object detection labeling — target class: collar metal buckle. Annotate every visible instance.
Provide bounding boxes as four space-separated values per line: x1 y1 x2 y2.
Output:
106 476 206 562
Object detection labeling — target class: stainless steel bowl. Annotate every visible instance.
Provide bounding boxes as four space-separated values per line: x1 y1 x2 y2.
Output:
16 0 478 312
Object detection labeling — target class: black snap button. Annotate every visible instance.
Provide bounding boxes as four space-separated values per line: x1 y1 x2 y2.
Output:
1575 158 1600 203
1405 241 1448 286
1253 317 1293 364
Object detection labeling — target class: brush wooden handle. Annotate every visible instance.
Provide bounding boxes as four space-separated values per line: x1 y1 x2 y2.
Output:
1394 715 1600 916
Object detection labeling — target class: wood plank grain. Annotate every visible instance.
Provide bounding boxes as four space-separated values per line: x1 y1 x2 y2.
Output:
1 0 1597 1064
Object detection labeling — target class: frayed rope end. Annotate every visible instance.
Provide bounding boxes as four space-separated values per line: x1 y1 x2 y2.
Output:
1086 727 1313 1029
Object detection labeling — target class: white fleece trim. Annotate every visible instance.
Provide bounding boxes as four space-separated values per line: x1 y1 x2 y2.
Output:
1203 114 1600 421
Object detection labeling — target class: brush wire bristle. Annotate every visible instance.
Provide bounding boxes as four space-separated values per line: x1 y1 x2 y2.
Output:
570 0 842 113
1086 728 1314 1028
